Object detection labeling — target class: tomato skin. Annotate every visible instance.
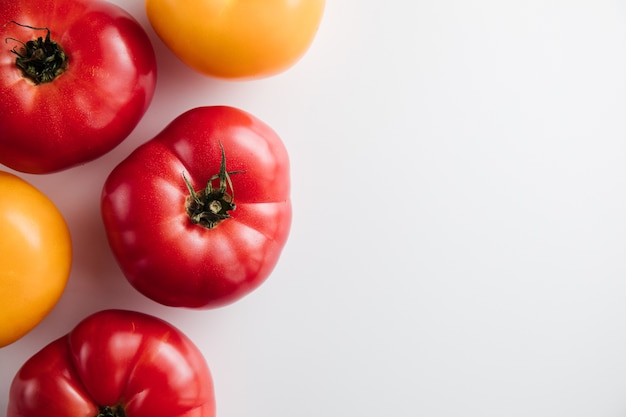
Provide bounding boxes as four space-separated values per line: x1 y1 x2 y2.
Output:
145 0 325 79
0 171 72 348
7 309 215 417
0 0 157 174
101 106 291 308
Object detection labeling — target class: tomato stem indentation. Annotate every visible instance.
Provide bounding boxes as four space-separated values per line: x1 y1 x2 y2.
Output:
4 20 69 84
184 142 243 229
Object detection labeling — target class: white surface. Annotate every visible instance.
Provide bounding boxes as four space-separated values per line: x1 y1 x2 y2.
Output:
3 0 626 416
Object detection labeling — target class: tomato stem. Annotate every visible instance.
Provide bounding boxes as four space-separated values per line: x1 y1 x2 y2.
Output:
3 20 69 84
184 143 242 229
95 405 126 417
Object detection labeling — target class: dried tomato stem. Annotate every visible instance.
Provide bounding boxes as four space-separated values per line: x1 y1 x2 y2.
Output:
184 143 242 229
4 20 68 84
95 405 126 417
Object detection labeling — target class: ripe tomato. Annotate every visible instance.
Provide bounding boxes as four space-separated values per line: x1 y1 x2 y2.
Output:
101 106 292 308
145 0 325 79
7 309 215 417
0 171 71 348
0 0 157 174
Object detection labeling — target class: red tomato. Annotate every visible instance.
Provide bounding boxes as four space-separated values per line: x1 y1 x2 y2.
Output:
7 309 215 417
101 106 291 308
0 0 157 174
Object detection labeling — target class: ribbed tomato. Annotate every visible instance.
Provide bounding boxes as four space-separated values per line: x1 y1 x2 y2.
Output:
102 106 292 308
8 309 215 417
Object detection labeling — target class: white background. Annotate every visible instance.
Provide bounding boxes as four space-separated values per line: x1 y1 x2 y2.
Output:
2 0 626 416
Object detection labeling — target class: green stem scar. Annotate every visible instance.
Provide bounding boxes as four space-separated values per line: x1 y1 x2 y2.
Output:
4 20 69 84
184 143 243 229
95 405 126 417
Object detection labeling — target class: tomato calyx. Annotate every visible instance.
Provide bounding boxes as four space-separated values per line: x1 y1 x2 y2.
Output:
95 405 126 417
4 20 68 85
184 143 242 229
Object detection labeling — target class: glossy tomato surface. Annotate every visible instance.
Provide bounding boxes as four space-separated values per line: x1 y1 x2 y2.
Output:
7 309 215 417
0 0 157 174
101 106 292 308
145 0 325 79
0 171 72 348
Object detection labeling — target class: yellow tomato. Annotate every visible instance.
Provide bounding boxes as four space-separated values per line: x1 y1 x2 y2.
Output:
145 0 325 79
0 172 72 347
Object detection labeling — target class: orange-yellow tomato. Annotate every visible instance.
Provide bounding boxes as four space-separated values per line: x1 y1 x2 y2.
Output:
145 0 325 79
0 172 72 347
